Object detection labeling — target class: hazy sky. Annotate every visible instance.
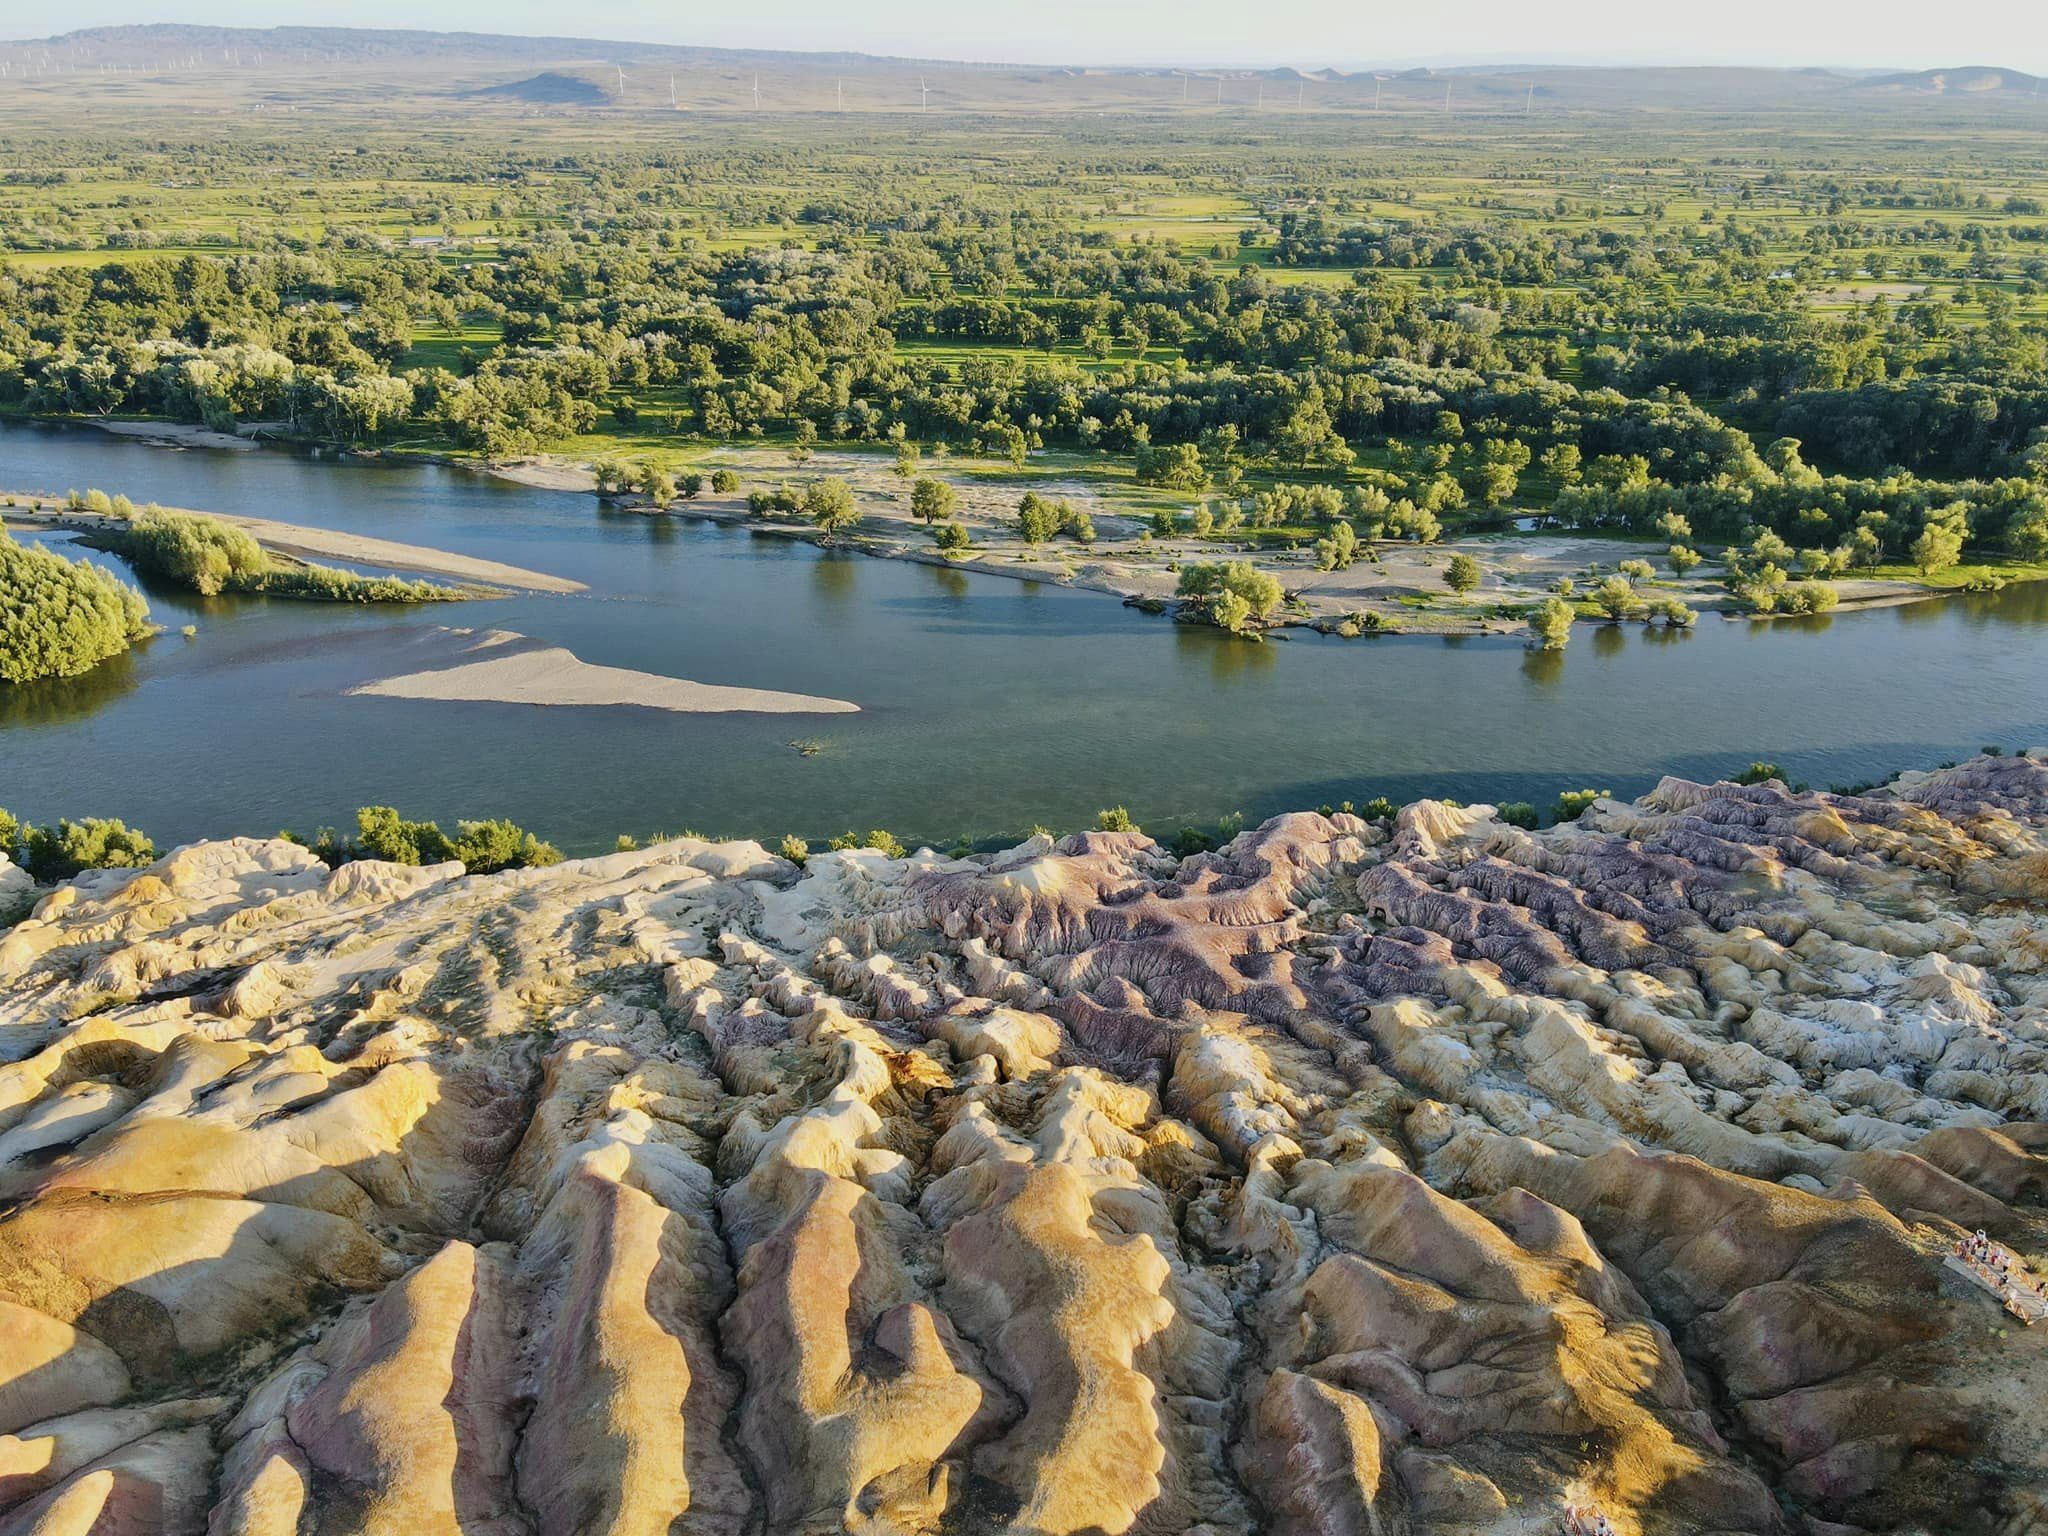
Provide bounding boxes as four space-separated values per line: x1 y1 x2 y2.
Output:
34 0 2048 72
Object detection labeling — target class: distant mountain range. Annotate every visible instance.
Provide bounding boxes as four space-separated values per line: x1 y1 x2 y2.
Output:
1 25 2041 117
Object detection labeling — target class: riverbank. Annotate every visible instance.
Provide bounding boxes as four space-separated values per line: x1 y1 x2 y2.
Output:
84 418 261 452
17 421 2020 635
479 448 1997 636
479 454 1542 635
4 500 586 595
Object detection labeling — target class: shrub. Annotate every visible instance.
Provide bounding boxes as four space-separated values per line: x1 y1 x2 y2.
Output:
338 805 559 872
1497 802 1540 829
0 807 15 855
22 817 156 881
1553 788 1611 823
112 508 266 595
828 829 906 857
0 531 152 684
1444 553 1482 593
448 818 563 873
710 469 741 494
1731 762 1782 785
777 833 810 866
1359 796 1398 821
932 521 971 553
1095 806 1138 834
1781 582 1839 615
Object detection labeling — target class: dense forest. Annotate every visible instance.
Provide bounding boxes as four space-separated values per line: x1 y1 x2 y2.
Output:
4 105 2048 593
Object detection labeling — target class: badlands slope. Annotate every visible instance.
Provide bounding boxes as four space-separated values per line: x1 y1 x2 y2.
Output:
2 758 2047 1535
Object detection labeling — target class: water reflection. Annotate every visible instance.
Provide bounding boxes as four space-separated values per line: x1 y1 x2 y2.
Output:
1174 624 1279 681
1520 646 1565 687
810 552 858 603
0 649 142 726
1591 623 1627 659
928 564 970 601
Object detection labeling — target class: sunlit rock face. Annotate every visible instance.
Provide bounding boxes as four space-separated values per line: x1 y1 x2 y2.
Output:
2 754 2048 1535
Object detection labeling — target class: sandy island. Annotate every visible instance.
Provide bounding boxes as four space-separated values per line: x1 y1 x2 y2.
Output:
344 627 857 714
7 502 585 595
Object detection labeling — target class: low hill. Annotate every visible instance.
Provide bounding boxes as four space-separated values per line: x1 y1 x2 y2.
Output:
1861 65 2043 94
468 69 610 106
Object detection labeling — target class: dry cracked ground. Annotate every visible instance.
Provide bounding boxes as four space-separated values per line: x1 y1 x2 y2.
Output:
4 757 2048 1535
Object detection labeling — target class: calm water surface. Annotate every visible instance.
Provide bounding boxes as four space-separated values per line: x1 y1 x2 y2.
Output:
5 422 2048 853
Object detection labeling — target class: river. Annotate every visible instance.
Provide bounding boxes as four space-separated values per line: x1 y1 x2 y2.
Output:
4 421 2047 855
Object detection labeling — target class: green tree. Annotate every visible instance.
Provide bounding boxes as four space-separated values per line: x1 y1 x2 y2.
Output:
0 532 152 684
1136 442 1210 491
1444 553 1482 594
806 478 859 538
636 462 676 509
1314 520 1358 571
1017 492 1064 544
1592 576 1643 620
1528 595 1574 650
910 478 957 524
1176 561 1283 635
1912 502 1968 575
1540 443 1583 487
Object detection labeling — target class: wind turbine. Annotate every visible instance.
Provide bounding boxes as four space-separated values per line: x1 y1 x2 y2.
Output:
615 63 625 94
669 75 676 107
919 76 929 112
1297 78 1304 109
1215 76 1222 104
752 74 761 110
1373 76 1382 111
1443 78 1452 112
1525 81 1534 113
836 77 843 110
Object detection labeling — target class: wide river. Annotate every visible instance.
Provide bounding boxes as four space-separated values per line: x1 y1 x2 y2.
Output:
5 422 2048 854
